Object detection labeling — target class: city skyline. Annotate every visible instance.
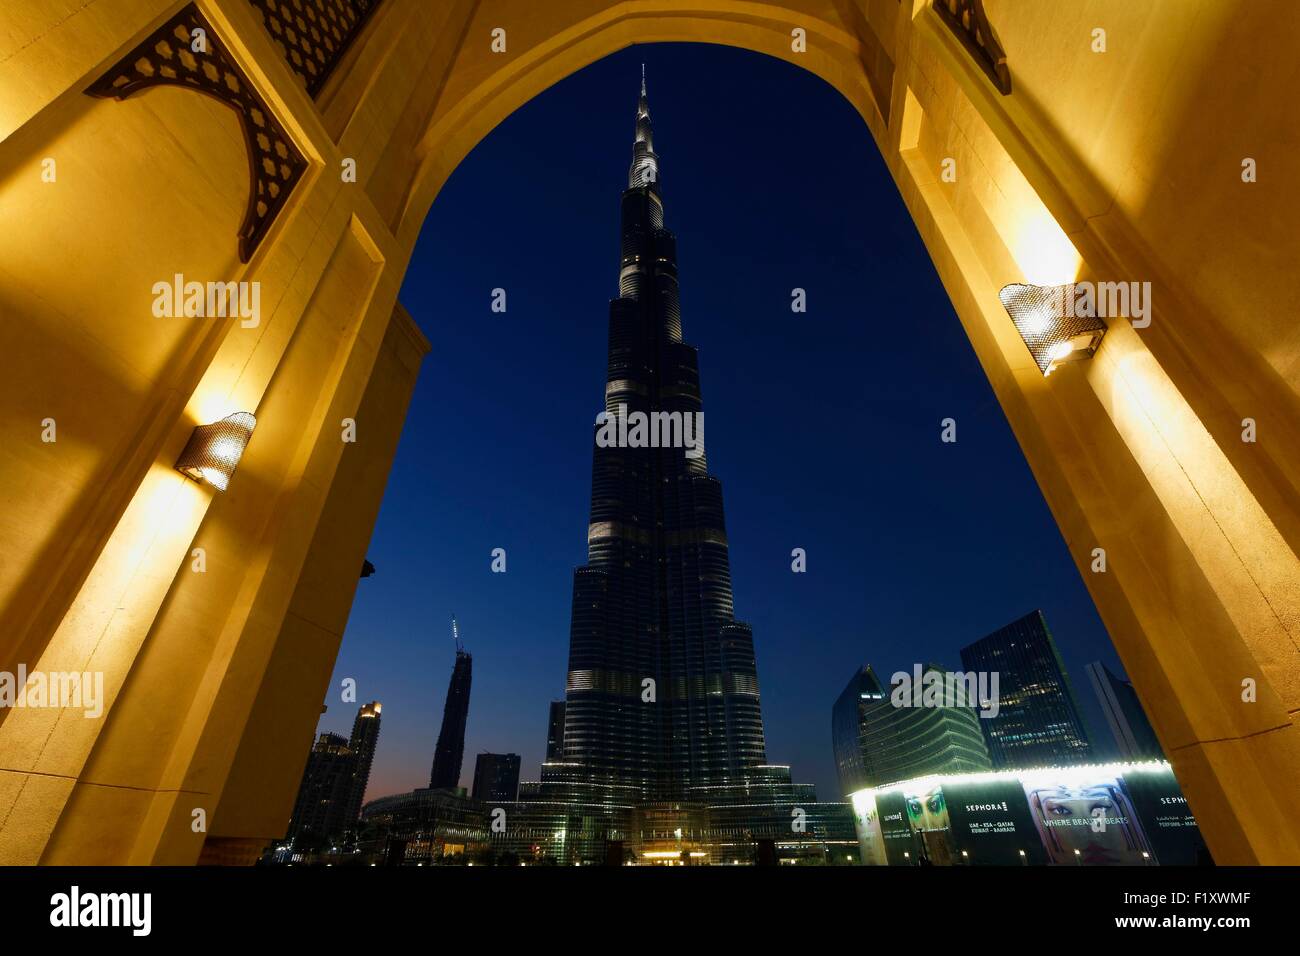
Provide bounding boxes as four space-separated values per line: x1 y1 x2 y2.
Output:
317 43 1124 805
4 0 1292 883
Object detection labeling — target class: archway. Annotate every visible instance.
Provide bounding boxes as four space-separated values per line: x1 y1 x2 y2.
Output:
0 0 1295 866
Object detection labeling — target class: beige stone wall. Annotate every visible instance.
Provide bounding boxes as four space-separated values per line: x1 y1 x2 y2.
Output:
0 0 430 864
0 0 1294 864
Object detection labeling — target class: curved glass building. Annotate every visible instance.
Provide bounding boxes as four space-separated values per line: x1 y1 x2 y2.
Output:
832 664 992 798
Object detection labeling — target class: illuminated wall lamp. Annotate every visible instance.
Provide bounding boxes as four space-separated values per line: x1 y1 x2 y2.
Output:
998 282 1106 377
174 412 256 491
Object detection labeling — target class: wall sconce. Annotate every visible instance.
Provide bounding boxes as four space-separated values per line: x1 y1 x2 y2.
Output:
174 412 256 491
999 282 1106 376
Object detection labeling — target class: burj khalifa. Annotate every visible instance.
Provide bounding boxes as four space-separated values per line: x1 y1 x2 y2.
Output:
503 70 847 863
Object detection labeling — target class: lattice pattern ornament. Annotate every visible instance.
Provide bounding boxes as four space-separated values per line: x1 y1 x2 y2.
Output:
934 0 1011 95
246 0 381 97
85 3 307 262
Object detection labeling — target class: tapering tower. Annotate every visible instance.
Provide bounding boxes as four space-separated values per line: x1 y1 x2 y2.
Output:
430 616 473 790
557 69 768 803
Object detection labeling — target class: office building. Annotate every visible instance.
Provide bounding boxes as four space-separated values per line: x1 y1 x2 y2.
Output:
959 610 1092 768
1086 661 1164 760
472 752 522 803
832 664 992 797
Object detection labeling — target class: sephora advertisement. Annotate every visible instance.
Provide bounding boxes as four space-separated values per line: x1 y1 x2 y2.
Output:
903 782 956 865
851 763 1205 866
850 791 887 866
944 778 1047 865
1021 769 1152 866
874 790 918 867
904 782 951 833
1121 767 1209 865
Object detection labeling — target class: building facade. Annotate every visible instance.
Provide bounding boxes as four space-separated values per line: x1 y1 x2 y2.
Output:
545 701 566 761
960 611 1092 769
1086 662 1165 761
489 766 858 866
342 701 382 827
286 732 355 847
472 753 522 803
285 700 384 848
360 788 489 865
832 664 992 798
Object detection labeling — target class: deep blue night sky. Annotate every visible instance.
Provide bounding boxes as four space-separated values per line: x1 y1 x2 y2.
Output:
318 43 1125 803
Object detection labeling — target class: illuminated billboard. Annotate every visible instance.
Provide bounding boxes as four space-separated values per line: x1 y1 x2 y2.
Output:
874 790 918 866
850 790 887 866
944 777 1047 865
1121 767 1206 865
1020 767 1151 865
848 762 1207 866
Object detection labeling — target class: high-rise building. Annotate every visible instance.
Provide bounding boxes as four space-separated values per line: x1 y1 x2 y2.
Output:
472 752 522 803
1085 661 1164 760
286 700 384 847
498 71 846 863
430 617 473 791
545 700 566 761
343 701 382 824
832 664 991 797
555 66 768 802
959 610 1092 768
287 732 356 846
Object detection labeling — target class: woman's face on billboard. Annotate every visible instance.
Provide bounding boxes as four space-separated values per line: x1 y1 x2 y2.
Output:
906 786 948 830
1034 784 1138 863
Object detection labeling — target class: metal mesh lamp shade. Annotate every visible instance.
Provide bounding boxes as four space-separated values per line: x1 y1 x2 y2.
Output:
999 283 1107 376
174 412 256 491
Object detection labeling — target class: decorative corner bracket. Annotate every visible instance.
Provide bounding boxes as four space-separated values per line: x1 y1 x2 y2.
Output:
933 0 1011 95
246 0 382 98
86 3 307 262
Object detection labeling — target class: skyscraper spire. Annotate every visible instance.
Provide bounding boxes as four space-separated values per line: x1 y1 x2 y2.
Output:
629 66 658 188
